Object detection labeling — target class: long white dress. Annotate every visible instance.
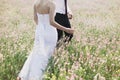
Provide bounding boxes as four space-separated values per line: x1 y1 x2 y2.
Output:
18 13 58 80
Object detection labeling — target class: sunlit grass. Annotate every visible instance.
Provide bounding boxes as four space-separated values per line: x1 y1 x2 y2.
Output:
0 0 120 80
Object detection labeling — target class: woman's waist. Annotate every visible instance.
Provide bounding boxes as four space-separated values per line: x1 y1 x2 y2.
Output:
36 24 56 31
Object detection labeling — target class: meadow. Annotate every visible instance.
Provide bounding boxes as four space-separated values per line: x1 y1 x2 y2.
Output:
0 0 120 80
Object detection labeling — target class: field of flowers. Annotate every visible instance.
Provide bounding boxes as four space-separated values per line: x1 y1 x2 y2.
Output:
0 0 120 80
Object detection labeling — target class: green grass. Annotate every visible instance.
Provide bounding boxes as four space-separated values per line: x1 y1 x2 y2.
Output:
0 0 120 80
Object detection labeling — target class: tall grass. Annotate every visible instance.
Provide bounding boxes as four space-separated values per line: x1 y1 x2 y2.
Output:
0 0 120 80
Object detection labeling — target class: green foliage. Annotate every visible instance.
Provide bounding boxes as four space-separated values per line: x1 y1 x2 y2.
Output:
0 0 120 80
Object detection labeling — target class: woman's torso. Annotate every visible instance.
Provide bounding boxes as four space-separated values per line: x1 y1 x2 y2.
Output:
34 0 57 46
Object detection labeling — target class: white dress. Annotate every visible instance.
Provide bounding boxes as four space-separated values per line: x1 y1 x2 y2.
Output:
18 13 58 80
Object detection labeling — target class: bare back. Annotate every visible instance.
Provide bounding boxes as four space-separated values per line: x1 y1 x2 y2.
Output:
34 0 50 14
33 0 56 24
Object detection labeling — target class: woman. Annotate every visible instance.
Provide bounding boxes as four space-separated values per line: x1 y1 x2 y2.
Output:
17 0 74 80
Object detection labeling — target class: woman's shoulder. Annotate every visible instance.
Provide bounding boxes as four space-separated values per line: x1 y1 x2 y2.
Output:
33 0 55 9
47 0 56 8
50 0 55 4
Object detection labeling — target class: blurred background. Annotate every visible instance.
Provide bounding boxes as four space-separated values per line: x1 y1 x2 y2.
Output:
0 0 120 80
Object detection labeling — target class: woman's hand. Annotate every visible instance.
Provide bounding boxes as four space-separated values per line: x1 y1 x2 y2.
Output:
65 28 74 34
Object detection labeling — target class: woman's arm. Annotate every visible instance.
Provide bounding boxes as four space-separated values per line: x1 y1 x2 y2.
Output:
34 4 38 25
49 2 74 34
